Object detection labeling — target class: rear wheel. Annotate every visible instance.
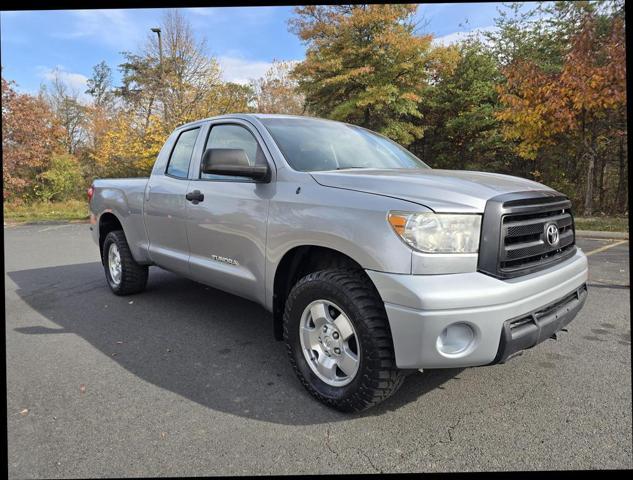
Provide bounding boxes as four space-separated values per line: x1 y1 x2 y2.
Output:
283 269 405 412
102 230 148 295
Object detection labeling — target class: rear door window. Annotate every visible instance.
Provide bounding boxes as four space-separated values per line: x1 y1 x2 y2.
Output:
166 128 200 179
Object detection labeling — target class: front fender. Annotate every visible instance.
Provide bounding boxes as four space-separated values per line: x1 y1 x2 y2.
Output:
263 181 426 310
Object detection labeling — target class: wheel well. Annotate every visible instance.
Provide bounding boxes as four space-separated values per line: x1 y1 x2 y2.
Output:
98 213 123 262
272 246 367 340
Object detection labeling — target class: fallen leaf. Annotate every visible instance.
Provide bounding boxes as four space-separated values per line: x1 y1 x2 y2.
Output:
20 408 29 416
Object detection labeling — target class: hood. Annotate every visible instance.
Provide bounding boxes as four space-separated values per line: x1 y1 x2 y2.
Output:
309 168 555 213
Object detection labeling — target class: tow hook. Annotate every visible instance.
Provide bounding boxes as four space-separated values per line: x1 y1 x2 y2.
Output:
550 328 569 341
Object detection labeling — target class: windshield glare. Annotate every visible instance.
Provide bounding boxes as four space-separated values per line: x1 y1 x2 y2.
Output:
260 117 430 172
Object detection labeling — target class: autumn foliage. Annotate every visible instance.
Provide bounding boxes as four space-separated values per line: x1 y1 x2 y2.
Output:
1 3 628 215
2 78 64 202
290 4 433 145
496 7 626 214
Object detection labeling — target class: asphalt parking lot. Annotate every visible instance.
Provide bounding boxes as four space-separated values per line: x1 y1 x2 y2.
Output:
4 223 631 476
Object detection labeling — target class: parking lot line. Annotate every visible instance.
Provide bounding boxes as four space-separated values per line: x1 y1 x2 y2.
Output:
585 239 628 256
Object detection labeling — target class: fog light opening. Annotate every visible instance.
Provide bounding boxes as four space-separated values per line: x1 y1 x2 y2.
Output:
437 323 475 356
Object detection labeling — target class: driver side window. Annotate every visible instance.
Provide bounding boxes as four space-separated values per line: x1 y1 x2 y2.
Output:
201 124 265 180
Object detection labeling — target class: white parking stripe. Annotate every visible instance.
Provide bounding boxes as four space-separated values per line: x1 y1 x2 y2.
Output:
38 224 74 233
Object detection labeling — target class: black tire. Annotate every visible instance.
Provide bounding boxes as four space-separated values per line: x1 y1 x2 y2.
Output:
102 230 148 295
283 269 405 412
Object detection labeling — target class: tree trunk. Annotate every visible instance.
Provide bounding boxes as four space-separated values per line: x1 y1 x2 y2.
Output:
584 156 594 216
583 136 596 217
597 157 606 214
144 96 155 131
615 135 627 213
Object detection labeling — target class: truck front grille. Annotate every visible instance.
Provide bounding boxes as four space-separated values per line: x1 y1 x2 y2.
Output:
478 191 577 279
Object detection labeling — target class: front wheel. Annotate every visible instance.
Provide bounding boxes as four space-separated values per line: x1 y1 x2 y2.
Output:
283 269 405 412
102 230 148 295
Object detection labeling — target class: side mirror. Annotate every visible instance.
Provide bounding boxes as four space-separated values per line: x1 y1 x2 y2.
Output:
201 148 270 182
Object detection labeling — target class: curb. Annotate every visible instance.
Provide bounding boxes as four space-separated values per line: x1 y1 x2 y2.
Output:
4 219 90 227
576 229 628 240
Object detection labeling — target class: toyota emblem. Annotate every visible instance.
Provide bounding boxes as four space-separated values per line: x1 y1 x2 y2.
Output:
545 223 559 246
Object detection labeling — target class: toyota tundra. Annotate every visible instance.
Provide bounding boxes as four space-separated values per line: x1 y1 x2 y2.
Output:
88 114 588 412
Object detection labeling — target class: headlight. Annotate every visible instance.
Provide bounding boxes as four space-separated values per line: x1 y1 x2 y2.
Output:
388 211 482 253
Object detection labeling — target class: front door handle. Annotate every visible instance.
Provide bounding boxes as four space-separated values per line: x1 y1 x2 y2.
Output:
185 190 204 204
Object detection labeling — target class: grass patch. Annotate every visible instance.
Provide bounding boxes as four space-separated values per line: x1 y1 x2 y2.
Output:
4 200 90 223
575 216 629 232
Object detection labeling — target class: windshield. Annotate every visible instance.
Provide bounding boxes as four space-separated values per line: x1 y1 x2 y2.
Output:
260 117 430 172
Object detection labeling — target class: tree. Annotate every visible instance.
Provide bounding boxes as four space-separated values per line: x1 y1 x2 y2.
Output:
36 153 83 202
412 40 512 173
289 4 434 145
119 10 223 132
93 110 166 178
2 77 63 202
42 68 88 155
495 2 626 214
204 81 254 116
86 61 114 108
250 60 305 114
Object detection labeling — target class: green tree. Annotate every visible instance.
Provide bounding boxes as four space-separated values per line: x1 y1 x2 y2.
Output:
289 4 434 145
86 60 114 108
36 152 83 202
413 40 512 173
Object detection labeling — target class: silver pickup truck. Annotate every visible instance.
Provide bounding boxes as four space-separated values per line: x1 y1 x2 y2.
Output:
89 114 588 412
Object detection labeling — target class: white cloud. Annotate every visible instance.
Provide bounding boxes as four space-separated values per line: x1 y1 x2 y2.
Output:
432 26 498 47
217 57 302 85
217 56 273 85
53 9 147 50
37 66 90 101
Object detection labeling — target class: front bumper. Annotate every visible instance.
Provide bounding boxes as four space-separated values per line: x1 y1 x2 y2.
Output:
366 249 589 369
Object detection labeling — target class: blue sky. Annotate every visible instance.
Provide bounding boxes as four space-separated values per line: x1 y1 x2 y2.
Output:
1 3 507 98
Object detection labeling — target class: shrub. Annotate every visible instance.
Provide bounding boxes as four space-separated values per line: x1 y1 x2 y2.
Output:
35 153 83 202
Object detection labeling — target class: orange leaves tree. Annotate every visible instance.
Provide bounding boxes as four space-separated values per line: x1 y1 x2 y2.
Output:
290 4 434 145
496 3 626 214
250 60 305 115
2 78 64 202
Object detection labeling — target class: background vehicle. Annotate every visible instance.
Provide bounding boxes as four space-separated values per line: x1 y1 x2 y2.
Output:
89 114 588 412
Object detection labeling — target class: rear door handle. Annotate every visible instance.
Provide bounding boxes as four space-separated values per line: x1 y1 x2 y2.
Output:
185 190 204 204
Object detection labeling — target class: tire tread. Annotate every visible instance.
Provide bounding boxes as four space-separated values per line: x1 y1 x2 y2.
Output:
103 230 148 295
283 269 404 412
